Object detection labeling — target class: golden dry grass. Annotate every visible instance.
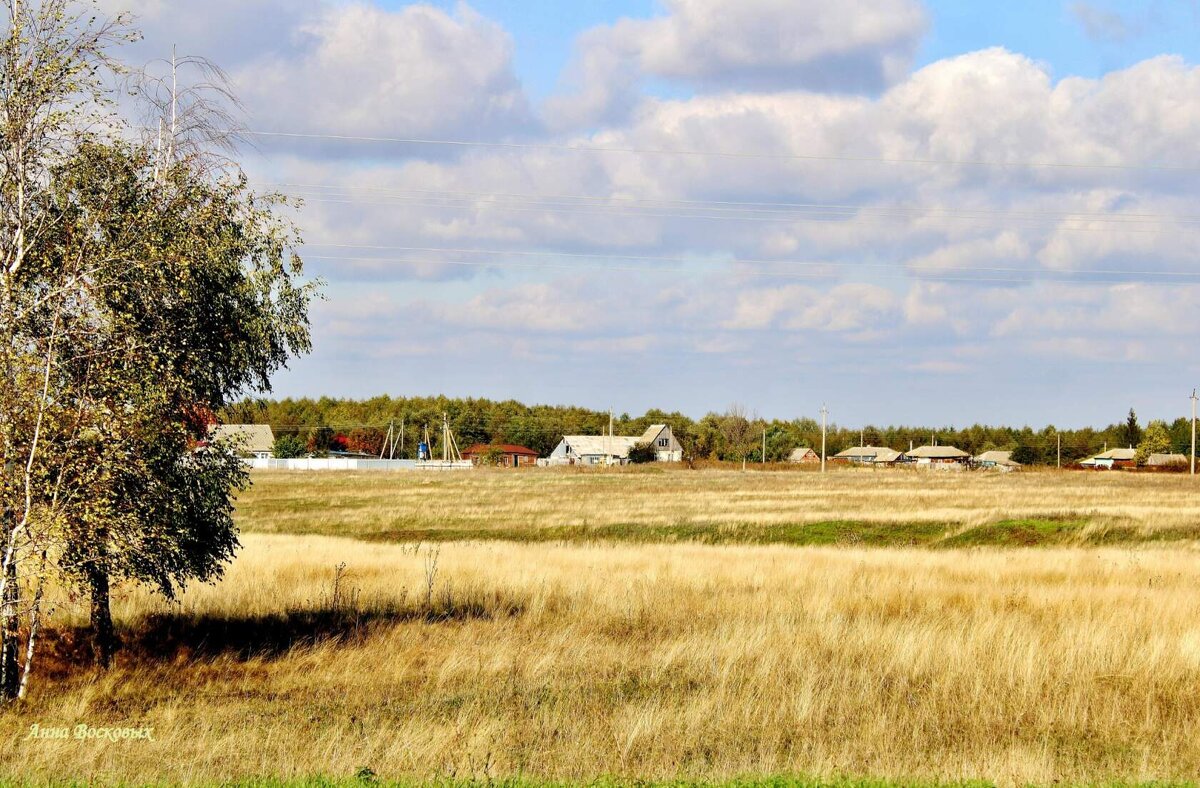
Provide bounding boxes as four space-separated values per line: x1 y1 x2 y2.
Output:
4 531 1200 785
237 466 1200 545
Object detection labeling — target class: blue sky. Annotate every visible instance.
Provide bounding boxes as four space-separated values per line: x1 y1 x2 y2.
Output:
414 0 1200 98
110 0 1200 427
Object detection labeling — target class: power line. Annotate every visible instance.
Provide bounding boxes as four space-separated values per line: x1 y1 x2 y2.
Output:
242 129 1200 173
300 243 1200 281
278 191 1200 235
308 253 1200 286
276 192 1200 238
272 182 1200 227
289 195 1200 236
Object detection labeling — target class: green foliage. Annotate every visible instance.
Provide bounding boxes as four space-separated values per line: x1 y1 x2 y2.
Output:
478 445 507 466
1124 408 1142 449
1010 445 1039 466
45 142 317 606
273 434 307 459
627 442 657 464
1136 421 1173 465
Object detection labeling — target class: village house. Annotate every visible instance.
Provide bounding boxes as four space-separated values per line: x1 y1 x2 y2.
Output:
906 445 971 468
788 447 819 463
870 448 904 465
832 446 891 464
549 424 682 465
1080 448 1136 469
461 443 540 467
1145 452 1188 468
209 424 275 459
973 450 1021 471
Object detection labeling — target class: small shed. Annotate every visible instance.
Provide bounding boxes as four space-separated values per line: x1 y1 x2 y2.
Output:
461 443 540 467
1145 453 1188 468
788 447 819 464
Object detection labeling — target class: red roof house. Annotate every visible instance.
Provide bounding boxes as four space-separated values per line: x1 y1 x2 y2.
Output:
461 443 540 467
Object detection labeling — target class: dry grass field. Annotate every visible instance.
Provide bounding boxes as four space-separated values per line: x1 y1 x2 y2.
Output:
4 467 1200 786
237 466 1200 546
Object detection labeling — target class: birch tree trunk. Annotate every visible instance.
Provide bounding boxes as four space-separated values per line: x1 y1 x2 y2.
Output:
88 561 115 669
0 561 18 700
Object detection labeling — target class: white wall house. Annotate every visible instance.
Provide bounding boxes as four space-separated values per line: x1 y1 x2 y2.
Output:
549 424 682 465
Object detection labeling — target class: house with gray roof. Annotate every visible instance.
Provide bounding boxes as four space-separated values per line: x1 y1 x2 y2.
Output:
906 445 970 467
832 446 892 464
973 450 1021 471
1079 447 1136 469
209 424 275 459
870 448 904 465
549 424 681 465
1145 452 1188 468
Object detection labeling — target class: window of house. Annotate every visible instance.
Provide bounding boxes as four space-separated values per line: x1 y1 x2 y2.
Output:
658 438 668 447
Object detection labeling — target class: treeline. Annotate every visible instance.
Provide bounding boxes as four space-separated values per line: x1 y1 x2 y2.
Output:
224 397 1194 465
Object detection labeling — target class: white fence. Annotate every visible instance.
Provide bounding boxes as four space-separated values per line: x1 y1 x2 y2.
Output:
247 458 472 471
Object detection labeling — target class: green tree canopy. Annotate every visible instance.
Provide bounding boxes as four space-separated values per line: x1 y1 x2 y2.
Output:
1136 421 1173 465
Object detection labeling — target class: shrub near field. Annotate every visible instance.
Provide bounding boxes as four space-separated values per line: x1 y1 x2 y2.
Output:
4 534 1200 784
235 467 1200 547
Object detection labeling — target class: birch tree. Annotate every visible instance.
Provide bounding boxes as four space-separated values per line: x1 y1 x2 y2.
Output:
0 0 130 702
48 141 315 667
0 0 316 696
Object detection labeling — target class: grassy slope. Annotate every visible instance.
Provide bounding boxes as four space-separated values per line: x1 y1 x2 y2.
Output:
235 467 1200 548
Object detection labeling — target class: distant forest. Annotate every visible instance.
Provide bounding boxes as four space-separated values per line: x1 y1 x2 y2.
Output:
223 396 1195 465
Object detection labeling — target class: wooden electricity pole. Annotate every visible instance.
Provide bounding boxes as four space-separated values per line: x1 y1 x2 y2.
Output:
762 427 766 464
1057 432 1061 469
379 420 392 460
820 405 829 473
1191 389 1197 477
608 410 613 466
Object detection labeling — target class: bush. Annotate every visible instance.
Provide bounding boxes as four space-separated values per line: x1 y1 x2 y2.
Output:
273 433 307 459
628 442 657 464
480 446 507 466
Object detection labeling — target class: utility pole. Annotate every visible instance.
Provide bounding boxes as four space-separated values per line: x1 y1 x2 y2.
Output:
1191 389 1197 477
608 410 613 467
379 420 392 460
820 405 829 474
860 429 864 448
1056 432 1061 470
762 427 766 465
